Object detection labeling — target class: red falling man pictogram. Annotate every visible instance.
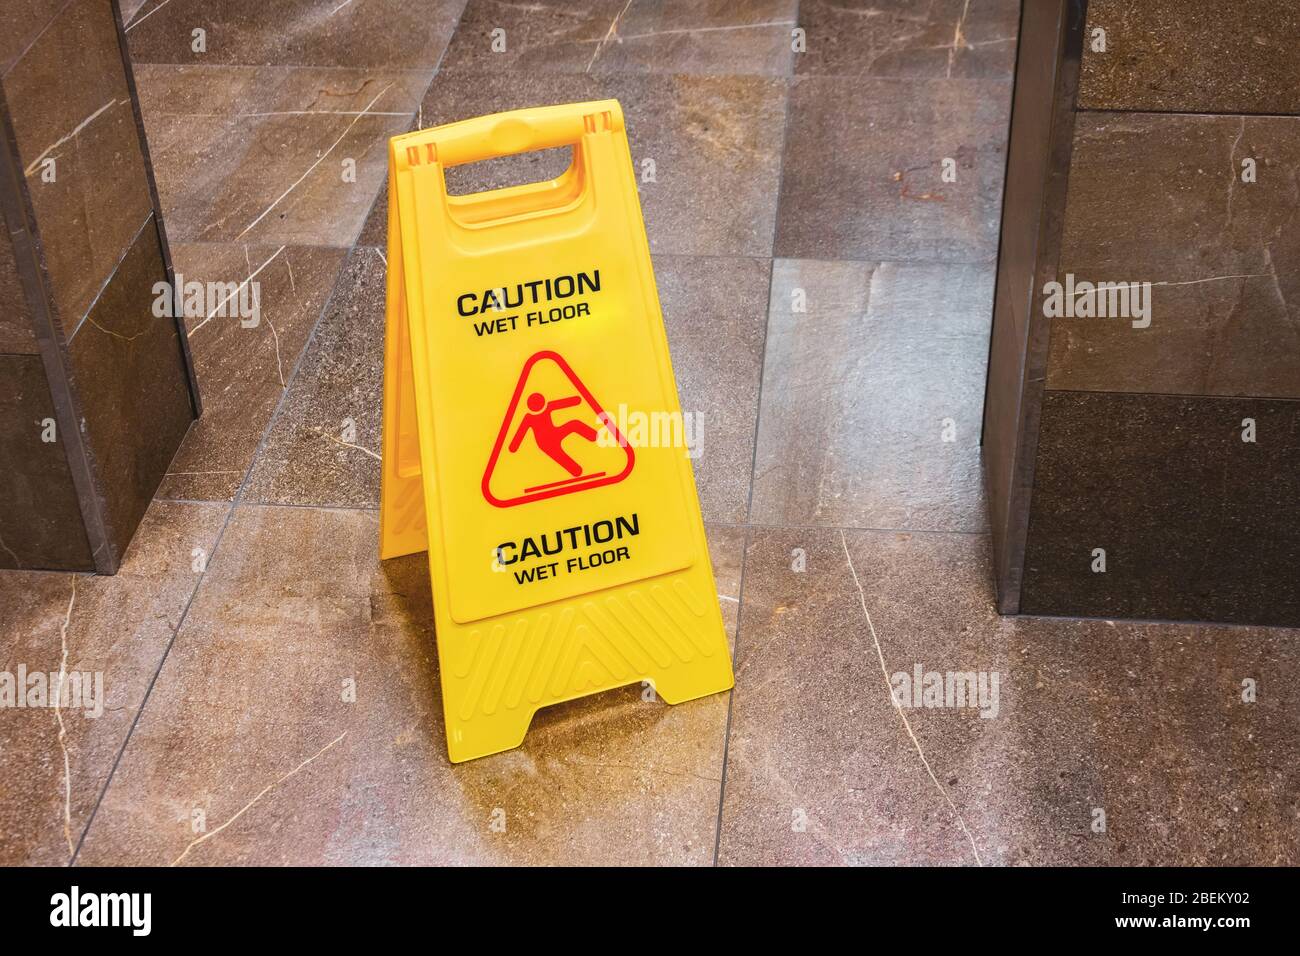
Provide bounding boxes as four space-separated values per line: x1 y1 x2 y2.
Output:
482 350 634 508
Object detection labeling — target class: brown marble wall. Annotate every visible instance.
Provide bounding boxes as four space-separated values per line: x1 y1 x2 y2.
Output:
989 0 1300 626
1078 0 1300 115
0 215 36 353
0 354 92 569
1021 392 1300 626
1050 112 1300 398
0 0 197 572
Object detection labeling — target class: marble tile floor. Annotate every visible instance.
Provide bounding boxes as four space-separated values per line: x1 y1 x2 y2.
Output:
2 0 1296 867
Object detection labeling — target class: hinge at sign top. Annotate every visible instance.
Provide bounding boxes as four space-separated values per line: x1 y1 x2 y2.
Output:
583 111 612 134
405 142 439 167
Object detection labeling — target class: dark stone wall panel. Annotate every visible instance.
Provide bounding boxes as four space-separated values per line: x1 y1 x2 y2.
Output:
1049 112 1300 398
1 0 154 333
0 353 92 570
0 0 64 74
67 217 192 566
0 225 36 354
1080 0 1300 115
1021 390 1300 627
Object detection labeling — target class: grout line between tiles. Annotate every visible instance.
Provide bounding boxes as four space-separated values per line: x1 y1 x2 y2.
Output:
154 496 380 512
69 494 239 864
143 501 990 535
169 240 997 268
710 523 749 867
712 3 799 865
714 521 991 535
430 67 1013 85
69 19 469 861
127 61 444 77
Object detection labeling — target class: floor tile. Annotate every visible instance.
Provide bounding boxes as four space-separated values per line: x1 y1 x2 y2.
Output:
132 64 429 245
707 524 745 642
1004 614 1300 865
422 71 787 256
125 0 466 69
440 0 798 76
794 0 1019 78
77 506 740 865
131 62 433 118
750 259 991 531
356 174 394 248
243 247 387 508
774 76 1011 261
651 255 770 523
718 527 1300 866
719 527 1006 865
0 501 228 865
157 242 348 502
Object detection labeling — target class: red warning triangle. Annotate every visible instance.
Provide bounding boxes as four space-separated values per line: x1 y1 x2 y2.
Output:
482 350 634 508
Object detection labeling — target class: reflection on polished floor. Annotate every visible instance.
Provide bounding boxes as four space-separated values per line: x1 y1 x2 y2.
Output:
3 0 1298 866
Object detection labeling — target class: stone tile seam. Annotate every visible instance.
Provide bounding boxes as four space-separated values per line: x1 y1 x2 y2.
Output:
714 0 800 864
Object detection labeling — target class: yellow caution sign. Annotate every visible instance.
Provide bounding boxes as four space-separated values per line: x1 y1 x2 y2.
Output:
379 101 734 762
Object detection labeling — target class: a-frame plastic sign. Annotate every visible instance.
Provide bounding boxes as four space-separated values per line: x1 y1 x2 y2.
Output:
379 101 734 762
